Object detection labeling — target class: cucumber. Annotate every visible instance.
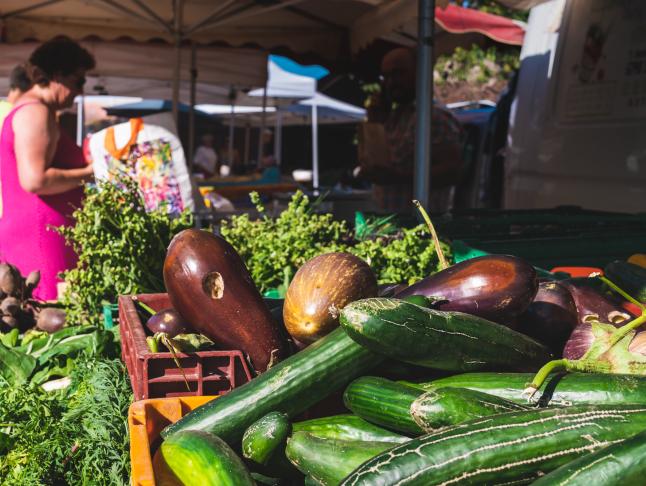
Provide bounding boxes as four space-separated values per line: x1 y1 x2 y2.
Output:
286 431 396 486
242 411 291 466
343 376 425 435
410 386 529 432
161 328 383 443
152 430 254 486
604 261 646 302
293 414 409 443
403 372 646 406
530 428 646 485
340 404 646 486
340 298 552 372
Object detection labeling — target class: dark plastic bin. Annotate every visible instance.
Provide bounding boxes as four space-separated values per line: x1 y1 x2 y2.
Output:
435 207 646 269
118 293 253 400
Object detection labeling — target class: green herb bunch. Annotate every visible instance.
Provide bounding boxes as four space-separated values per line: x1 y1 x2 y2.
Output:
56 175 193 326
353 226 452 285
220 191 451 293
0 357 132 485
221 192 349 293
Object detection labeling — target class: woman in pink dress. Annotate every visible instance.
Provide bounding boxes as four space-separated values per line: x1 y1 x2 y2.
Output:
0 38 95 301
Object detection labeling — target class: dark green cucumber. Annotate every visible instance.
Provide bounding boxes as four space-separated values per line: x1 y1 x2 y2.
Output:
604 261 646 302
286 431 396 486
343 376 425 435
531 428 646 485
410 386 529 432
340 404 646 486
161 328 383 443
340 298 552 372
293 414 409 443
242 411 291 466
404 372 646 406
152 430 254 486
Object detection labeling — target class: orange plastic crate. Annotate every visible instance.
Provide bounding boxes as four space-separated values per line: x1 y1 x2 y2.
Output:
119 293 253 400
129 395 217 486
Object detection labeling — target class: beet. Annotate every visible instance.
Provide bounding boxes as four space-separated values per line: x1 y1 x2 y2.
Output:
145 308 190 337
36 307 67 333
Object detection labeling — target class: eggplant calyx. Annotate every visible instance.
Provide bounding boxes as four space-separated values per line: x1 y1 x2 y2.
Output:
202 271 225 299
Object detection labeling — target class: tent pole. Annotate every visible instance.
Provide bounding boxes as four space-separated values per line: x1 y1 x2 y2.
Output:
274 110 282 166
257 84 268 166
172 0 183 128
312 104 319 192
244 122 251 165
76 95 84 147
414 0 435 209
228 101 235 170
188 43 197 172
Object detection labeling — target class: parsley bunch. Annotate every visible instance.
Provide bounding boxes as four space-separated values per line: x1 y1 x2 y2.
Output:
56 176 193 326
220 191 451 294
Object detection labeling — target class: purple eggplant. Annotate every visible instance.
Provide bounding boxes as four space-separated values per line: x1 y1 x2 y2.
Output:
516 281 577 355
395 255 538 324
561 279 636 360
145 308 190 338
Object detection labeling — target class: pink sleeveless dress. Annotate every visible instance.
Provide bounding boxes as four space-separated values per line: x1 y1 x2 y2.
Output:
0 103 85 301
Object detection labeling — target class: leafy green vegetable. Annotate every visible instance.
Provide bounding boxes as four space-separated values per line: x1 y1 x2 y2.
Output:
0 343 36 385
0 329 19 348
0 358 133 485
220 191 451 293
56 175 193 326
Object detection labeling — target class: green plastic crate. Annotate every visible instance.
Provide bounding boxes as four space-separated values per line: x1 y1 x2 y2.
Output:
102 302 119 329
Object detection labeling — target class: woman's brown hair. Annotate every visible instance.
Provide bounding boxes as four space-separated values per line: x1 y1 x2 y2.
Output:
27 36 95 85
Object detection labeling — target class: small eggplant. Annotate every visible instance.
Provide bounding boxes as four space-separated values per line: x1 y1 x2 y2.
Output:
516 281 578 355
145 308 190 338
395 255 538 324
561 279 635 360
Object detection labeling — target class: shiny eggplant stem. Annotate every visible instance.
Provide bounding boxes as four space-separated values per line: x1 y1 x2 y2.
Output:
598 275 646 311
525 312 646 401
412 200 449 270
132 297 156 315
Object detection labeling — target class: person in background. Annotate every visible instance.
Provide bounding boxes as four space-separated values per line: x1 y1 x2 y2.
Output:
0 65 32 129
192 133 218 179
359 47 464 213
219 135 242 176
0 37 95 301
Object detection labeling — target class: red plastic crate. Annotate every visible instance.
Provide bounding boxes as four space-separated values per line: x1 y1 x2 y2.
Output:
118 293 253 400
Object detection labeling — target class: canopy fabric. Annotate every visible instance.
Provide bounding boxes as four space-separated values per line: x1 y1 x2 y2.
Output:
284 93 365 122
104 99 212 118
495 0 552 9
0 0 448 60
352 2 526 52
0 41 267 102
248 58 317 100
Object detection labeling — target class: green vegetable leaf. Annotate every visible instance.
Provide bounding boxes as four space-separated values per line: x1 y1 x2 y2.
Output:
0 342 37 385
0 328 19 348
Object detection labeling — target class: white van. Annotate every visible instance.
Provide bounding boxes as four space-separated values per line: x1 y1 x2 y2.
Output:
504 0 646 212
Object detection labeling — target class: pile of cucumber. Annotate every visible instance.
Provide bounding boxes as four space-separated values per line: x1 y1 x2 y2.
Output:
151 297 646 485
